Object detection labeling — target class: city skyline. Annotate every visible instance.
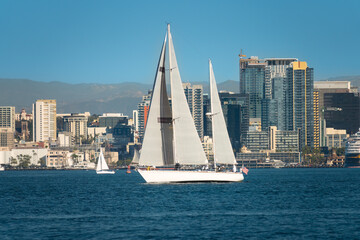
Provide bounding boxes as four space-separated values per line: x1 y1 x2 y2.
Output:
0 0 359 85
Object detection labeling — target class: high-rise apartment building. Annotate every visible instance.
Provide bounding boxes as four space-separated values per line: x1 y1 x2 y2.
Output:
0 106 15 131
313 90 320 148
33 100 57 142
265 58 298 78
63 113 88 144
285 61 314 149
137 91 152 142
240 57 297 130
264 58 297 130
240 57 270 119
132 110 139 143
183 83 204 139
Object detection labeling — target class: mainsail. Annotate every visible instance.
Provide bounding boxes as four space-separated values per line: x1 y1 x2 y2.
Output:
168 25 208 165
209 60 236 165
96 149 109 171
138 35 174 166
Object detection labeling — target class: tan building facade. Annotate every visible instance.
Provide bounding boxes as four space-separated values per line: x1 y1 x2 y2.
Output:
0 127 14 150
33 100 57 142
0 106 15 131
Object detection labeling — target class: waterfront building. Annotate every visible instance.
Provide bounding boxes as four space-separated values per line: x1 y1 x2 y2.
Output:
33 100 57 142
0 106 15 131
244 131 269 152
47 150 70 168
323 92 360 135
10 147 47 166
244 126 299 152
275 129 299 152
285 61 314 150
183 83 204 139
63 113 88 144
237 152 301 167
325 128 348 149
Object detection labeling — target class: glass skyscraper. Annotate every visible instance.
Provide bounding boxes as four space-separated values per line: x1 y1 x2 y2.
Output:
219 92 249 152
240 57 270 119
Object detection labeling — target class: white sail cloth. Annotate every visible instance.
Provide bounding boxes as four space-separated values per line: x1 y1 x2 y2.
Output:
209 60 237 165
96 150 109 171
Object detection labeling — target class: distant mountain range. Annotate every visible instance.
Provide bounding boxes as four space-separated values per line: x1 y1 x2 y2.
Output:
0 78 238 116
1 76 358 116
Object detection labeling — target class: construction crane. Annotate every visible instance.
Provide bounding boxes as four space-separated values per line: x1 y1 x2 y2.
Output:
239 49 246 59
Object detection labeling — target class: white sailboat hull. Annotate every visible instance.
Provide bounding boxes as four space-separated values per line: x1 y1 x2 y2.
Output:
96 170 115 175
138 169 244 183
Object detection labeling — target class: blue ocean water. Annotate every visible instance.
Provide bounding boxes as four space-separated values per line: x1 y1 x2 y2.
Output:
0 169 359 239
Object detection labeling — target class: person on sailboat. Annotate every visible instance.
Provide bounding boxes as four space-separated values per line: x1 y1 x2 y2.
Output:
175 163 180 170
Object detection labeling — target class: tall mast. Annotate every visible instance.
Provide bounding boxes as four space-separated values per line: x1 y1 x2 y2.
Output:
209 59 217 170
168 24 178 164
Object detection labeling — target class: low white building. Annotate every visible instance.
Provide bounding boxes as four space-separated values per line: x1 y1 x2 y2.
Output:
87 127 107 138
0 147 47 166
326 128 348 149
58 132 73 147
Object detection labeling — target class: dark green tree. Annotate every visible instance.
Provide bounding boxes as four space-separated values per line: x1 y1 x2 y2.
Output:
17 154 31 168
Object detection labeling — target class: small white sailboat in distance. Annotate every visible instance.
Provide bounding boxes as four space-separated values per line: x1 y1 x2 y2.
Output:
137 25 243 183
131 148 140 166
96 149 115 174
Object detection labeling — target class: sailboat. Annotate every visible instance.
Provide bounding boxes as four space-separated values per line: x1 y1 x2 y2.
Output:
137 25 244 183
131 148 140 166
96 149 115 174
127 148 140 174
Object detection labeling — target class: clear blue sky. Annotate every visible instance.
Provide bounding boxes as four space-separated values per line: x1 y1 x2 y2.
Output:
0 0 359 84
